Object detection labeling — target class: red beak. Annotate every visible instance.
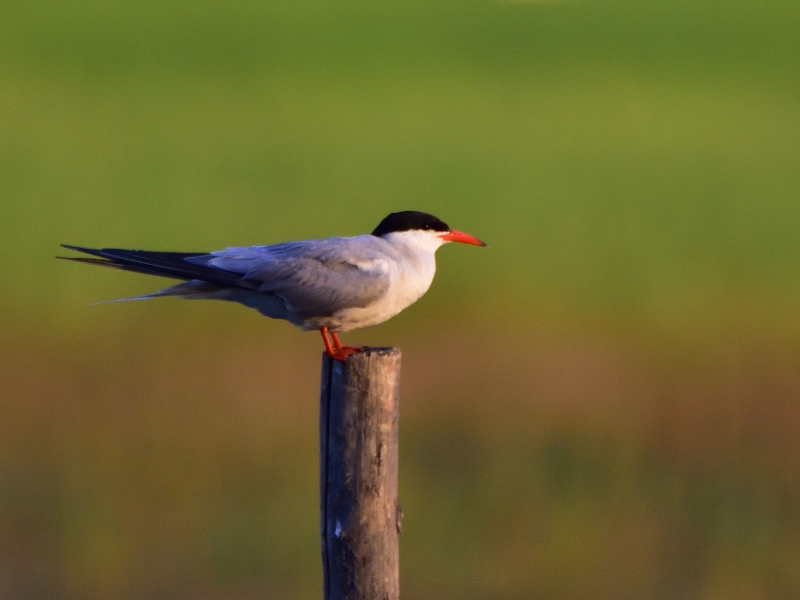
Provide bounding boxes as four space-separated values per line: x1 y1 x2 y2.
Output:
438 229 487 247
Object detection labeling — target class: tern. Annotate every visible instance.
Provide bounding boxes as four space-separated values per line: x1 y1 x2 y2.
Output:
60 211 486 361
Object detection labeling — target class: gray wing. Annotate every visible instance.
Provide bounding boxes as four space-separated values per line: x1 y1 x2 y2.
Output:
186 236 391 319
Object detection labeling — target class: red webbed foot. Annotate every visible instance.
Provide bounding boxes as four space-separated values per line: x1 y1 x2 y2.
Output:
328 346 361 361
320 328 363 362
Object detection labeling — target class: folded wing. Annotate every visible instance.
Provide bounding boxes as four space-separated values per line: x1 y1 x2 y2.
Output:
189 237 391 319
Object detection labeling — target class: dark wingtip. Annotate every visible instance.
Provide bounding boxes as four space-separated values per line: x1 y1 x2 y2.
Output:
61 244 93 253
58 245 83 261
56 255 111 264
58 245 111 264
59 244 112 261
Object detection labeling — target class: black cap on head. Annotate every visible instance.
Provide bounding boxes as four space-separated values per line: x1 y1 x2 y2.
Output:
372 211 450 237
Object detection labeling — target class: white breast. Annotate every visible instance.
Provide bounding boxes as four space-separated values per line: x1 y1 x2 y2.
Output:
326 243 437 332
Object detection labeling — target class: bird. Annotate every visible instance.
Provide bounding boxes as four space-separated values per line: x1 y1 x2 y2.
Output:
59 211 486 361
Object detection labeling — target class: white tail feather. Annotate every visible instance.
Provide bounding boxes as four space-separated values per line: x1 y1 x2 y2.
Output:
90 281 219 305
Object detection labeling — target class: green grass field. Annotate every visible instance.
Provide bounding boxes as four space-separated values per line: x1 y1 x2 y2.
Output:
2 1 800 598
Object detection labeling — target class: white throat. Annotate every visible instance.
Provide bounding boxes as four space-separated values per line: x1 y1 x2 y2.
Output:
381 229 447 255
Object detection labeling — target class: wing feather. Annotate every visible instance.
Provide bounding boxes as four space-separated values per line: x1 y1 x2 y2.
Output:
187 236 391 319
62 237 392 322
59 245 256 289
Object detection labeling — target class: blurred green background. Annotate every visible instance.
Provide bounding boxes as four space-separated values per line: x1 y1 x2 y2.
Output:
2 0 800 598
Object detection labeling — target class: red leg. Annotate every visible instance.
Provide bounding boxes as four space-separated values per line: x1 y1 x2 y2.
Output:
331 332 363 354
320 328 360 362
330 331 343 350
320 327 336 356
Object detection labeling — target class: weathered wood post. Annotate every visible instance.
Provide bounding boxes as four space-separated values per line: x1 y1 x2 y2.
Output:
320 348 402 600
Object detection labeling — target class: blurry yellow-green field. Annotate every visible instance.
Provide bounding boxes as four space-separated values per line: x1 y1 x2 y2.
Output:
2 0 800 598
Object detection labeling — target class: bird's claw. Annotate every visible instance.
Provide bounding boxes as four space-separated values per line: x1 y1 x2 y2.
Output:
328 346 363 362
320 327 363 361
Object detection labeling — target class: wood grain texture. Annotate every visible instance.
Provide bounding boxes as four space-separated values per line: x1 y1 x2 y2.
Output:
320 348 402 600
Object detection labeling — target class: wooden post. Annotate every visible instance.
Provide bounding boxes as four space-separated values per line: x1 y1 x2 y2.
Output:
320 348 402 600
